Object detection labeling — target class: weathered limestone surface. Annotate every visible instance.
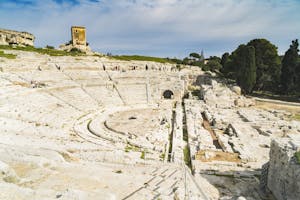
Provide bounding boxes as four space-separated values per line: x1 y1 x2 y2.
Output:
0 50 210 199
267 138 300 200
0 48 299 199
200 80 255 108
0 28 34 46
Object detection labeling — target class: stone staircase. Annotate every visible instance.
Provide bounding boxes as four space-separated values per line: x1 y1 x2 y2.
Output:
121 164 183 200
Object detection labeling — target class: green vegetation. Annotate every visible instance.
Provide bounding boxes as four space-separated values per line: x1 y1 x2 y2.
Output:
45 45 55 49
281 39 300 95
295 151 300 164
189 52 201 59
114 170 122 174
140 151 145 159
0 45 86 56
0 50 16 59
205 59 222 72
111 55 174 64
293 114 300 121
125 144 141 152
235 45 256 94
183 145 192 170
221 38 300 97
188 85 201 99
183 127 188 142
165 123 170 129
159 153 165 160
247 39 281 91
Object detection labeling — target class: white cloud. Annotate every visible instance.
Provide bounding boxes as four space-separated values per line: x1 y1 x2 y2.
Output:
0 0 299 56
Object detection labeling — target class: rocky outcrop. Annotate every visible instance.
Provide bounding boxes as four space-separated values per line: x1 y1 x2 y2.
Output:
0 28 35 46
59 43 92 54
200 80 255 108
266 138 300 200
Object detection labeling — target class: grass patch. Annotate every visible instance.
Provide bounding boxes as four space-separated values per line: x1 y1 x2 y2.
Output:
159 153 165 160
111 55 174 64
0 45 86 57
295 151 300 164
125 144 141 152
0 50 16 59
188 85 201 99
293 114 300 121
183 127 188 142
252 91 300 103
183 145 192 170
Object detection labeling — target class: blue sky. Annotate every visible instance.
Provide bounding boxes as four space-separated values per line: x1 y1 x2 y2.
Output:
1 0 300 58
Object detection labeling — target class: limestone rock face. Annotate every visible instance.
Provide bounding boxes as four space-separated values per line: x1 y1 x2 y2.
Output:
0 28 35 46
59 43 92 54
231 86 241 95
267 138 300 200
200 80 254 108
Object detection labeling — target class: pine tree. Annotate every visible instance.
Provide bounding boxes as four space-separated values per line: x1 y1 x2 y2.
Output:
281 39 299 94
233 45 256 94
247 39 281 92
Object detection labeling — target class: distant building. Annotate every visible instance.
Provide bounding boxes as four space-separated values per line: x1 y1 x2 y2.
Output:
59 26 91 53
71 26 86 46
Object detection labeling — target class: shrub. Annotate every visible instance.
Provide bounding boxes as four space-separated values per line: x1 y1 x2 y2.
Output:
111 55 174 64
295 151 300 164
70 47 82 53
45 45 54 49
0 45 85 57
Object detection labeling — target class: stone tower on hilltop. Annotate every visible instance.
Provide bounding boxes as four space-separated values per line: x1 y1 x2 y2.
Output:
59 26 91 53
71 26 86 46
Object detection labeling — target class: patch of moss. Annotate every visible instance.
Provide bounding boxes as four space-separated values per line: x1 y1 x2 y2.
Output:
140 151 145 159
0 50 16 59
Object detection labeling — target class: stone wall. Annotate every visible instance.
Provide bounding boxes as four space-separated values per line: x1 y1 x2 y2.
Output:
71 26 86 46
266 138 300 200
0 28 34 46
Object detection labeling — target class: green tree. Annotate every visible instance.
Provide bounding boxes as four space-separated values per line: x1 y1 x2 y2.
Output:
221 52 230 68
247 39 281 91
189 53 200 59
206 60 222 72
297 61 300 94
233 45 256 94
281 39 299 94
208 56 221 63
222 56 236 79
